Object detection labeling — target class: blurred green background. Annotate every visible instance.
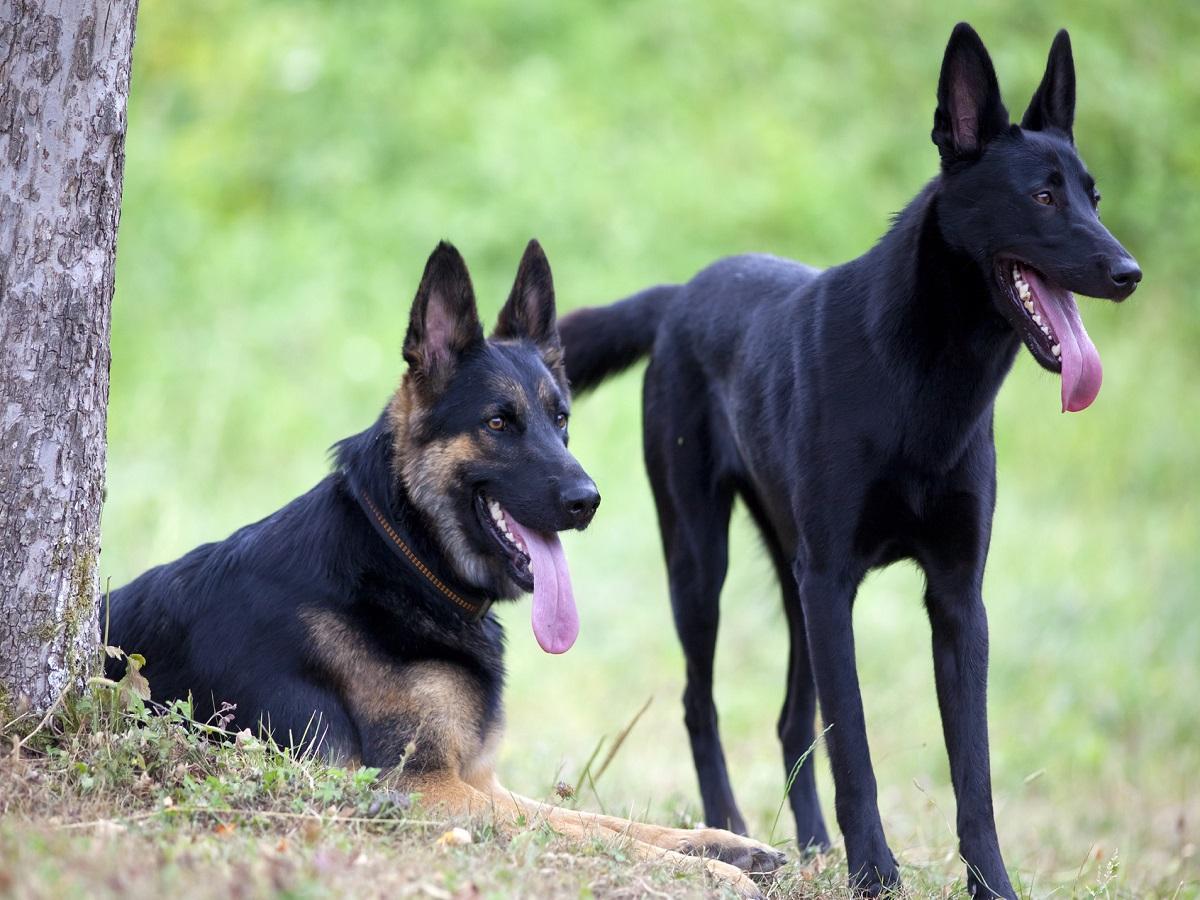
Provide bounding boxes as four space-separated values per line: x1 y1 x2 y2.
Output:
104 0 1199 893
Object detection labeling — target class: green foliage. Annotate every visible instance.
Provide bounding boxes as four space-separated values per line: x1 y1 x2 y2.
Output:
22 677 384 822
93 0 1200 896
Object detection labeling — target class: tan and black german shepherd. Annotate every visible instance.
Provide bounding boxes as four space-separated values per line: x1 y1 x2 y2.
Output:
105 241 785 896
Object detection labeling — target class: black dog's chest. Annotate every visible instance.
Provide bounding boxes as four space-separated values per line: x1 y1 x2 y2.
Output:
853 477 983 571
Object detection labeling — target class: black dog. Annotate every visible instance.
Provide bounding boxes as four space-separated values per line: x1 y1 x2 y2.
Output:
106 241 783 897
559 24 1139 898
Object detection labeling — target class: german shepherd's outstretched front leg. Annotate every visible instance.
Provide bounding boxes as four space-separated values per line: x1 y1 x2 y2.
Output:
406 772 781 897
352 660 784 896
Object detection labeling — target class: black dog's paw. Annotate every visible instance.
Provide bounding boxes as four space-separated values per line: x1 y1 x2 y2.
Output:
967 870 1017 900
849 855 902 897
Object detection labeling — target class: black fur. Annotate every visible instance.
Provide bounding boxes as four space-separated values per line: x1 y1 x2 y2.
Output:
559 23 1139 898
105 240 598 771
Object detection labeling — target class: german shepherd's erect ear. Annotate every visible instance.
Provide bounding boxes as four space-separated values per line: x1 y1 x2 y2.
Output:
1021 29 1076 141
494 239 564 378
932 23 1010 166
403 242 485 388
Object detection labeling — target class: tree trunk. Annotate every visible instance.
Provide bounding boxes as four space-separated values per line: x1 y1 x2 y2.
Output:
0 0 138 717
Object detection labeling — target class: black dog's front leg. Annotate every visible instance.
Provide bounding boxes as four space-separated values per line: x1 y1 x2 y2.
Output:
924 569 1016 899
796 564 899 894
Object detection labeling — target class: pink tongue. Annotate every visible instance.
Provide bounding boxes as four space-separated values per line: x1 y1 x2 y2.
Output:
505 515 579 654
1021 266 1103 412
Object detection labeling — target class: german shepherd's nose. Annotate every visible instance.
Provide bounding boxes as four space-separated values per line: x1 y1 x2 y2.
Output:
561 479 601 529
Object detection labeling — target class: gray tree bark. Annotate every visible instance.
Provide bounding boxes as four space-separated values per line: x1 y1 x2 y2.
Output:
0 0 138 717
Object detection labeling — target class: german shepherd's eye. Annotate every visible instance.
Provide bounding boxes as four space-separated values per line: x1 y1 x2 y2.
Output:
486 416 506 432
555 413 568 430
1033 191 1054 206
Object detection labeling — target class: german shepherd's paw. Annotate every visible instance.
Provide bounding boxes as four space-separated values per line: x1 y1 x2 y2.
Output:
676 828 787 873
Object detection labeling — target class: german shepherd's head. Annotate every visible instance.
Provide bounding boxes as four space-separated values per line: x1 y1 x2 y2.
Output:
388 240 599 651
931 24 1141 412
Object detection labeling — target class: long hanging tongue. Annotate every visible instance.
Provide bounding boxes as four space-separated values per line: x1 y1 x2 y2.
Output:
505 516 579 654
1021 266 1103 412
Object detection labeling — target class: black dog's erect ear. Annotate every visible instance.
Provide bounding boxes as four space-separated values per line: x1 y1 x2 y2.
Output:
494 239 561 355
1021 29 1076 140
932 22 1010 165
403 242 484 383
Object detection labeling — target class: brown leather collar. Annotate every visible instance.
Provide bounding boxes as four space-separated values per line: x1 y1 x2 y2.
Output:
349 480 492 622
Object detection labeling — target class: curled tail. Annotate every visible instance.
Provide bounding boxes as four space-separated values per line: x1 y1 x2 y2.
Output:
559 284 677 394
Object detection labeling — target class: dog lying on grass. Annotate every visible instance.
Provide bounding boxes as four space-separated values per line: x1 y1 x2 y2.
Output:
106 240 785 896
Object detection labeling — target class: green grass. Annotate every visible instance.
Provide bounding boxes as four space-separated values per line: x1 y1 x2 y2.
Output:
0 682 745 899
0 680 1139 898
33 0 1200 895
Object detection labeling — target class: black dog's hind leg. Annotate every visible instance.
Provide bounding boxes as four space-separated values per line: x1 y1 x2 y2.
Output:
795 562 899 894
644 373 745 834
745 490 830 851
924 567 1015 899
778 576 831 850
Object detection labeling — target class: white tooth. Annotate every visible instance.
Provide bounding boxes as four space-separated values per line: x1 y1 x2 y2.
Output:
1032 314 1042 325
1024 300 1035 313
1018 285 1030 300
1012 265 1020 279
1052 344 1061 356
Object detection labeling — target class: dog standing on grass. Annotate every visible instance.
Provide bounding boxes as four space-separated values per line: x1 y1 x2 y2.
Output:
106 241 785 897
560 24 1140 898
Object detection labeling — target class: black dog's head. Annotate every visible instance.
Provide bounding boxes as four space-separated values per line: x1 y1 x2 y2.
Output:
388 240 598 649
931 23 1141 411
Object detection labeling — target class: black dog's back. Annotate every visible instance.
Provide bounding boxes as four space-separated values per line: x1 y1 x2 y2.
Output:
561 253 820 396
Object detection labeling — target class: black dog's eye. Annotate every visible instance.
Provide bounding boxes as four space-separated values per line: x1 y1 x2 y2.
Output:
1092 191 1101 207
555 412 568 430
486 416 506 432
1033 191 1054 206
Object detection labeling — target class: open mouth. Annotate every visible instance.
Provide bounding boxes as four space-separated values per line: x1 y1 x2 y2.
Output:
475 492 533 591
472 491 581 655
996 259 1103 412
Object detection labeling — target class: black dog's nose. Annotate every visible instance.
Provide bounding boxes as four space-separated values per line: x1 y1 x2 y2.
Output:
1109 257 1142 291
561 481 601 529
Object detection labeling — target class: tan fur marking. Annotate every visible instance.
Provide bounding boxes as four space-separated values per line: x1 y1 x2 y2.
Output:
385 372 521 594
400 773 767 897
401 432 478 506
486 374 529 417
302 608 492 774
386 377 419 479
537 377 566 412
